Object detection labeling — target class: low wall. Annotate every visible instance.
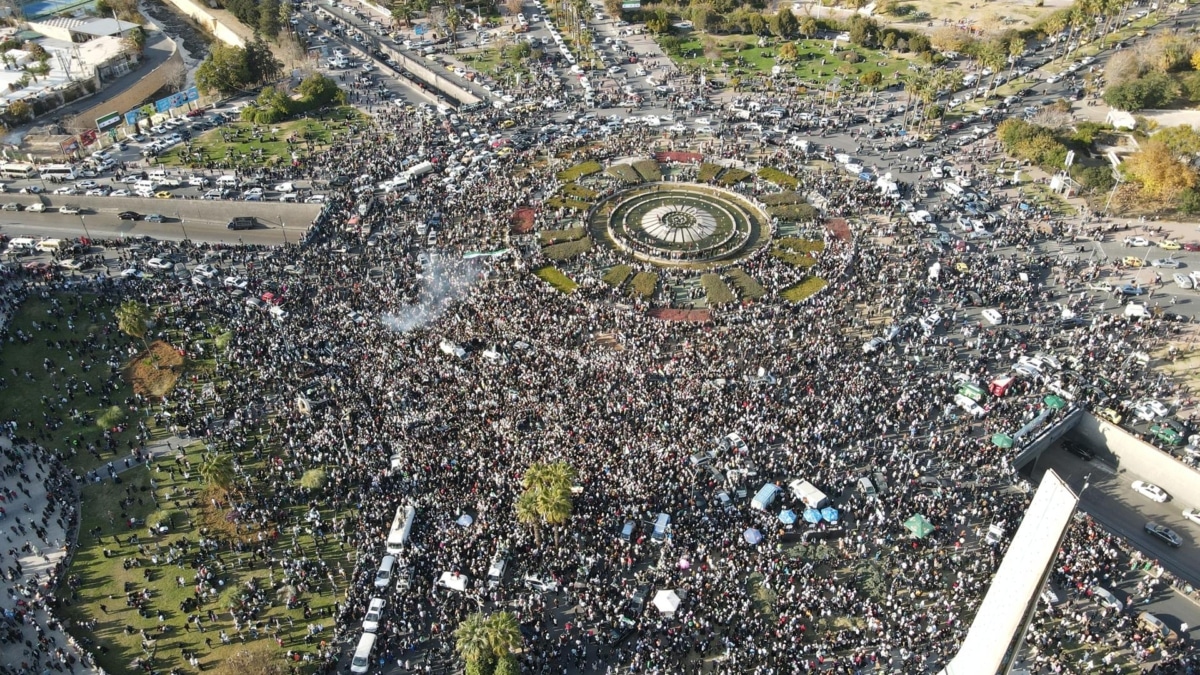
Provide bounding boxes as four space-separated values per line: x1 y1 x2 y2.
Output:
65 42 185 138
1071 412 1200 503
159 0 246 47
6 195 321 225
376 44 481 107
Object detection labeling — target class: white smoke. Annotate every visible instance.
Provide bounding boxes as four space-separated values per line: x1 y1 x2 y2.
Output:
380 253 481 333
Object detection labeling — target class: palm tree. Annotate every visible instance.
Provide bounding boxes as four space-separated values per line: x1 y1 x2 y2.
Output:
199 453 235 495
115 300 150 350
536 485 573 547
455 613 492 670
515 489 542 546
484 612 522 661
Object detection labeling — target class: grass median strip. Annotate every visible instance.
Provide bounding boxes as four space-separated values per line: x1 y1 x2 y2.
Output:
726 269 766 301
782 277 829 303
701 273 737 306
556 160 603 182
630 272 658 298
535 266 579 293
602 265 632 287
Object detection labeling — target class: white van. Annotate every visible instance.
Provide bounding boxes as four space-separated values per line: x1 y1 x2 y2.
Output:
486 553 507 589
788 479 829 509
135 180 157 193
216 175 240 187
943 181 964 196
350 632 376 674
750 483 781 512
650 513 670 544
385 504 416 555
7 237 36 251
858 476 877 500
148 170 168 181
374 555 396 589
35 238 65 252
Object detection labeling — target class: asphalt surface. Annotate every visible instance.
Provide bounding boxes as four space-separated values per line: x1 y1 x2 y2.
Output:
0 211 290 245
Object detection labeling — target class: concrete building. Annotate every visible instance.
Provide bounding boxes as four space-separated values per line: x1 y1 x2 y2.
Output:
27 16 139 43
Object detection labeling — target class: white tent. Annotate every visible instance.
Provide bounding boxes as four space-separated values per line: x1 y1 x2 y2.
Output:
652 590 682 615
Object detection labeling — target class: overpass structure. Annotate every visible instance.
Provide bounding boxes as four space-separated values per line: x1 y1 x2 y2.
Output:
939 470 1079 675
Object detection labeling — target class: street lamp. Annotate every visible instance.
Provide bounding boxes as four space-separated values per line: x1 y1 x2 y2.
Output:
78 214 92 242
177 211 189 242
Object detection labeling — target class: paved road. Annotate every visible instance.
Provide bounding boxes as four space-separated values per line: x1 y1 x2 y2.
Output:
0 212 292 245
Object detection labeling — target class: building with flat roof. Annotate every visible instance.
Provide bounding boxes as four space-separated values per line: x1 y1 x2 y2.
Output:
28 17 139 43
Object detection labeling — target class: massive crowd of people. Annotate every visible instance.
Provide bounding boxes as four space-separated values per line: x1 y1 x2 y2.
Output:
1 78 1199 675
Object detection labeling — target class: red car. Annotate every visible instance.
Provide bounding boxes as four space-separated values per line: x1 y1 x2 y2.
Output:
1183 242 1200 252
186 108 206 118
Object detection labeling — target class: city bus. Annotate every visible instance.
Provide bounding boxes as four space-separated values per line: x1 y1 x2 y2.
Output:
0 163 37 179
40 164 77 182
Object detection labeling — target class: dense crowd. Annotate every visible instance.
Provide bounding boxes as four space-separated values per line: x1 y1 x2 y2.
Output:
2 80 1200 675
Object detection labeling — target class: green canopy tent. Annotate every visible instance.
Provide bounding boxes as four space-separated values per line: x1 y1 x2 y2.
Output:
1043 395 1067 410
991 433 1014 449
904 514 935 539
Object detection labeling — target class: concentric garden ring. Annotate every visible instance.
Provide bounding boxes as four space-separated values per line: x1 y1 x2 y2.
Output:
600 182 771 266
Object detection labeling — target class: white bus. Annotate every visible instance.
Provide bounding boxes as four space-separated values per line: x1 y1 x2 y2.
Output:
40 164 77 182
0 163 37 179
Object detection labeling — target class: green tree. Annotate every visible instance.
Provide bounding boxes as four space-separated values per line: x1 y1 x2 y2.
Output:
245 37 283 84
645 8 671 33
777 41 798 62
259 0 282 38
846 15 878 47
484 613 522 662
298 73 346 105
860 69 882 88
770 9 798 38
908 33 930 54
121 25 146 55
1153 124 1200 156
196 44 251 95
455 613 494 673
115 300 150 349
6 99 30 121
799 16 816 40
1180 188 1200 214
199 452 236 495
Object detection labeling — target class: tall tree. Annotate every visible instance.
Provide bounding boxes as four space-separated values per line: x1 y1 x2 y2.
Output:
455 613 493 672
199 452 236 495
484 612 522 661
115 300 150 349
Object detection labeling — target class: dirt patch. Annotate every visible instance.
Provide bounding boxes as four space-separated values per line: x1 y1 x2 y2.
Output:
124 340 185 398
655 151 705 164
826 218 852 242
648 308 713 322
511 207 536 234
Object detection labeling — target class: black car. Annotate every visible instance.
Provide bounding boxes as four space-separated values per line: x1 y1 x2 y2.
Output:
1062 440 1094 461
117 211 142 221
1145 522 1182 548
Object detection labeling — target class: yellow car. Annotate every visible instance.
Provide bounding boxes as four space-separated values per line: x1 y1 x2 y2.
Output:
1122 256 1144 267
1159 240 1182 251
154 191 173 199
955 262 969 273
1097 407 1122 425
498 146 514 157
499 119 516 129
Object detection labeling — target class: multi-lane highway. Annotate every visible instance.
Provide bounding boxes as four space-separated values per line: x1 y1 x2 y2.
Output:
0 212 291 246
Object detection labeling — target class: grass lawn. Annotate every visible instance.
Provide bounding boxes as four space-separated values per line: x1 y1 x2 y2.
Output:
0 295 141 476
782 276 829 303
535 266 579 293
665 35 909 83
160 107 366 169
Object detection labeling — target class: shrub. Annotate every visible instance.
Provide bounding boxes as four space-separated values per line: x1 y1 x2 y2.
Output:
561 184 599 199
632 159 663 182
700 273 737 305
542 238 593 260
775 237 825 252
717 168 752 185
556 160 603 182
757 167 800 190
768 203 820 221
760 192 804 205
538 227 587 245
782 277 829 303
602 265 632 286
96 405 126 430
725 269 766 300
534 266 579 293
299 469 326 490
607 164 643 184
630 272 658 297
1180 188 1200 214
698 163 723 181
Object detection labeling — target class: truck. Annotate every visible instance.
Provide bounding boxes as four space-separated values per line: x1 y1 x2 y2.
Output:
788 479 829 509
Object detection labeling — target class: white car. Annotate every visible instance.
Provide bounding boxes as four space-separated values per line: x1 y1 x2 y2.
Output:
362 597 385 632
1086 281 1113 293
110 189 131 197
1133 399 1169 421
522 575 559 593
193 263 218 279
52 186 76 195
981 309 1003 325
223 276 249 289
120 267 145 279
1132 480 1169 503
1124 236 1151 247
274 182 295 192
1151 258 1182 268
26 202 45 212
1183 508 1200 526
187 176 210 187
146 258 173 270
59 205 81 215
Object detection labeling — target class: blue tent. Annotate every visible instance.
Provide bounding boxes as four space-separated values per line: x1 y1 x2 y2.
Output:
778 509 797 525
821 507 839 523
803 508 821 524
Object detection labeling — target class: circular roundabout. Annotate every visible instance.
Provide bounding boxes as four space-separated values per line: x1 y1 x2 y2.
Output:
600 182 771 267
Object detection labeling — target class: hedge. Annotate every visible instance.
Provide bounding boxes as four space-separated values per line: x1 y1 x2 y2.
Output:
768 203 820 221
542 237 593 260
545 197 593 211
782 277 829 303
760 192 804 206
726 268 766 300
607 165 643 184
700 273 736 305
775 237 825 253
757 167 800 190
717 168 751 186
538 227 587 245
534 266 579 294
556 160 603 182
698 163 723 182
630 272 658 298
562 184 599 199
602 265 632 287
632 159 663 182
771 249 817 267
